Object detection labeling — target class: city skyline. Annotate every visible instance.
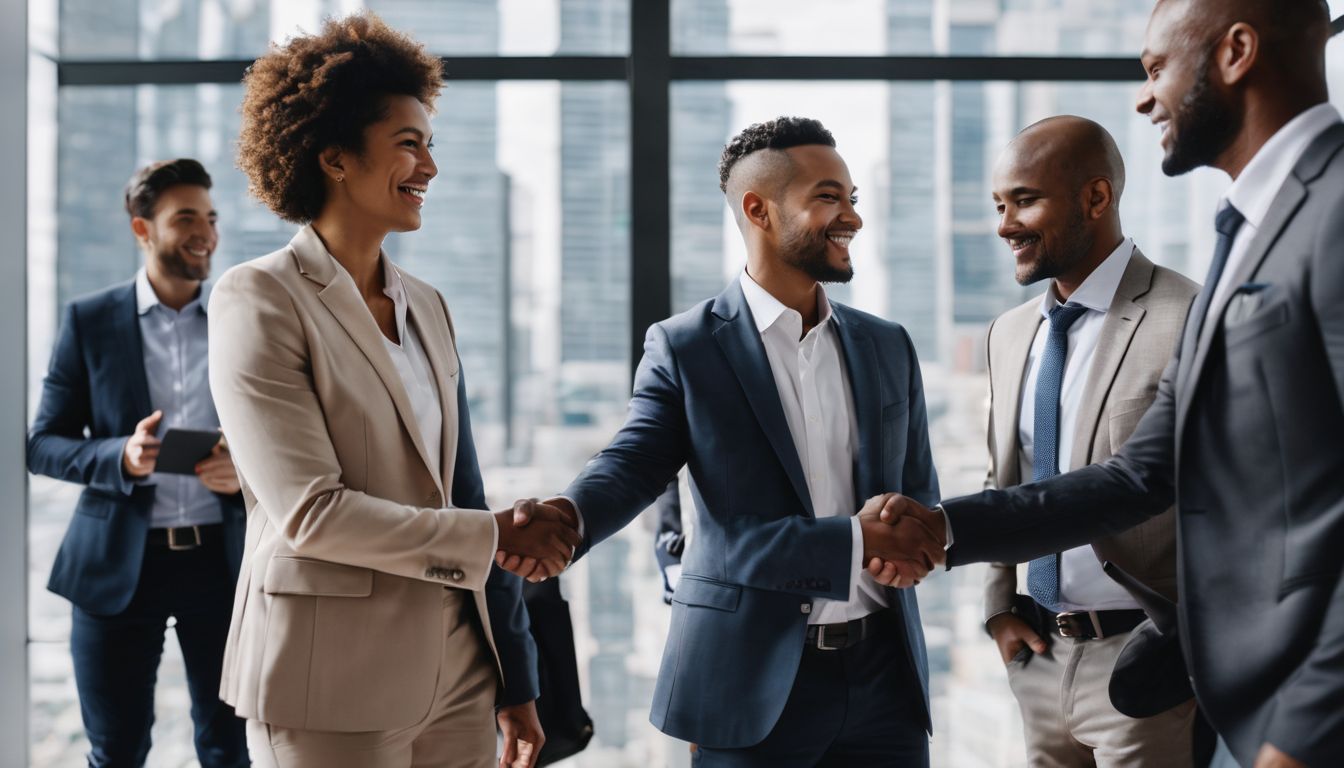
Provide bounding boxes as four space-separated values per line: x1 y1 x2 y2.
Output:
26 1 1344 766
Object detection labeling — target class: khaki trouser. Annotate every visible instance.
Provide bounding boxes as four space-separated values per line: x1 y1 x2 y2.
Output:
246 588 497 768
1005 629 1196 768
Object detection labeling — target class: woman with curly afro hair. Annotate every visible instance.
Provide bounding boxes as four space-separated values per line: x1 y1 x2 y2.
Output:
208 12 579 768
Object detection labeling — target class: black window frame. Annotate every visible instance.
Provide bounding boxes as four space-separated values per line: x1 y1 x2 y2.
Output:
51 0 1147 375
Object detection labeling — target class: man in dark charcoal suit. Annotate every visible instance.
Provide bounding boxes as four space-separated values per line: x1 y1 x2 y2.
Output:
869 2 1344 766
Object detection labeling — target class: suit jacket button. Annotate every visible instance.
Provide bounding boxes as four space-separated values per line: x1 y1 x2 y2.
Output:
451 569 465 582
801 604 811 614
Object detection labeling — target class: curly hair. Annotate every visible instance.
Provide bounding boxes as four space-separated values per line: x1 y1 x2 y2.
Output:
718 117 835 193
237 12 443 223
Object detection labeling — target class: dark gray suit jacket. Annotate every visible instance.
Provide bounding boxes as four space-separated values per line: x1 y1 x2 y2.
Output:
943 122 1344 766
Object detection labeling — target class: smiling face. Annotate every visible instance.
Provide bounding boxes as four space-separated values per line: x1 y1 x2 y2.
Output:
134 184 218 282
991 149 1093 287
1136 1 1242 176
335 94 437 233
772 145 862 283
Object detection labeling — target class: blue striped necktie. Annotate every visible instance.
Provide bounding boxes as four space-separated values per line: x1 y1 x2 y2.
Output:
1026 301 1089 612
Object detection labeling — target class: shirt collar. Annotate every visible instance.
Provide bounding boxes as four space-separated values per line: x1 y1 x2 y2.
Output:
381 256 409 344
1040 237 1134 318
1226 103 1341 229
135 266 209 316
738 270 834 337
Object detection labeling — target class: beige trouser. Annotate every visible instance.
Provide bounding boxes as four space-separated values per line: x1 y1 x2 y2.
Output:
1004 628 1196 768
246 588 498 768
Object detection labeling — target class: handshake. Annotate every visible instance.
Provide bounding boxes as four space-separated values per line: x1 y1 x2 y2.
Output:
492 497 582 582
857 493 948 588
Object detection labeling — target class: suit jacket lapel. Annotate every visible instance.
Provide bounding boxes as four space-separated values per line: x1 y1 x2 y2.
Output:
1070 249 1151 470
712 283 815 517
832 308 881 501
117 283 154 418
290 226 439 486
402 274 460 496
1177 124 1344 430
992 305 1041 489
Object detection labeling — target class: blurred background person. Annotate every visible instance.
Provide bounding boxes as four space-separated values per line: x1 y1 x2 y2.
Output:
26 158 249 768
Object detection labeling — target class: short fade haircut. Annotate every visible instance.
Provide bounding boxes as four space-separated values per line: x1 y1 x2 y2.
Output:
124 158 212 220
237 12 443 223
718 117 836 193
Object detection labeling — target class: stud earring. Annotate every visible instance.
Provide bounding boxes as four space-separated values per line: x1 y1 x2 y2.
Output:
336 175 344 182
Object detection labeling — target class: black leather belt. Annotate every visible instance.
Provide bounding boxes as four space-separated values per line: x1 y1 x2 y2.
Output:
147 524 222 551
1052 609 1147 640
804 614 880 651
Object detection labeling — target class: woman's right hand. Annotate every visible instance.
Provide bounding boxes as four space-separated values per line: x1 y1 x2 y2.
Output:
494 499 581 581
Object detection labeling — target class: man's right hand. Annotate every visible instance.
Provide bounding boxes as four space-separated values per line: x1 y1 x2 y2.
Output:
857 493 946 587
494 498 581 582
122 410 163 478
987 612 1047 665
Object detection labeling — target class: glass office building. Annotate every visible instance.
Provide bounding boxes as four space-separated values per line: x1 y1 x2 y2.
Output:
10 0 1344 765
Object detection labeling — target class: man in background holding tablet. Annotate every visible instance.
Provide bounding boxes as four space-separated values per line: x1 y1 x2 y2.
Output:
27 158 248 768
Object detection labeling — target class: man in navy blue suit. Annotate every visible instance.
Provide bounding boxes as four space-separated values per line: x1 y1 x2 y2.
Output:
507 117 947 765
28 158 248 767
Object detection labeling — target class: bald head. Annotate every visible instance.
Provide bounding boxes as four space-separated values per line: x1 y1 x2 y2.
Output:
1005 116 1126 206
992 116 1128 289
1153 0 1330 80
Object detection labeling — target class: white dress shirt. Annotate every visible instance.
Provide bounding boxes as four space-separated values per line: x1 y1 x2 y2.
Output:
334 256 443 473
1016 239 1140 612
738 271 888 624
1203 103 1342 345
135 268 223 529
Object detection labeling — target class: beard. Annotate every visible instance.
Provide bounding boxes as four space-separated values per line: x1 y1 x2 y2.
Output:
154 243 210 282
778 221 854 284
1014 205 1093 286
1161 50 1243 177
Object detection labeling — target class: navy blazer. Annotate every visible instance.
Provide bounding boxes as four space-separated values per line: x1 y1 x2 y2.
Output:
566 280 940 748
27 280 246 616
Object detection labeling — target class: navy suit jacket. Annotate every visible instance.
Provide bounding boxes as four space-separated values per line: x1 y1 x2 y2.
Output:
565 281 939 748
27 280 246 616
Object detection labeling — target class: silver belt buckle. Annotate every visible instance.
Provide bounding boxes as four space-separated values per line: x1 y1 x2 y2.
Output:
1055 610 1104 639
815 624 841 651
167 525 201 551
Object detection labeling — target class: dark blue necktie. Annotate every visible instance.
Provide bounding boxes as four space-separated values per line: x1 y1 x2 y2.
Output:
1190 204 1247 340
1026 302 1089 612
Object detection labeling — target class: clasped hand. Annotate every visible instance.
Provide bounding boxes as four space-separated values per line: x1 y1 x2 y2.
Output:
493 498 581 582
857 493 947 588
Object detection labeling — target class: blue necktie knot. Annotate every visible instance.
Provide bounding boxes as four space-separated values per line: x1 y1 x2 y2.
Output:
1215 203 1246 239
1047 302 1088 333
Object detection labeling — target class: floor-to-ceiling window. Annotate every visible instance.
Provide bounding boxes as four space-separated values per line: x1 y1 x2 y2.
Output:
18 1 1344 766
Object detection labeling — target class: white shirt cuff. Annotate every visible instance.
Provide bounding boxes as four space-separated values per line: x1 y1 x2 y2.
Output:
558 494 585 539
848 516 864 601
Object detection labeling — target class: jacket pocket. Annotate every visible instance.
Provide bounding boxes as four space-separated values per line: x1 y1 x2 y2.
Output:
1223 297 1290 348
263 556 373 597
671 576 742 613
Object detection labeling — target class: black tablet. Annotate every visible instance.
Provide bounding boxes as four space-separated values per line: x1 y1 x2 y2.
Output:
155 428 222 475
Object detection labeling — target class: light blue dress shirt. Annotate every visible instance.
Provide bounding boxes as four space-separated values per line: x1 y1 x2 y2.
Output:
135 268 223 528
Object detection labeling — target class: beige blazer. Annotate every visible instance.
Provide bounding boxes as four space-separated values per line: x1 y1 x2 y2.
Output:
982 248 1198 622
208 225 499 732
